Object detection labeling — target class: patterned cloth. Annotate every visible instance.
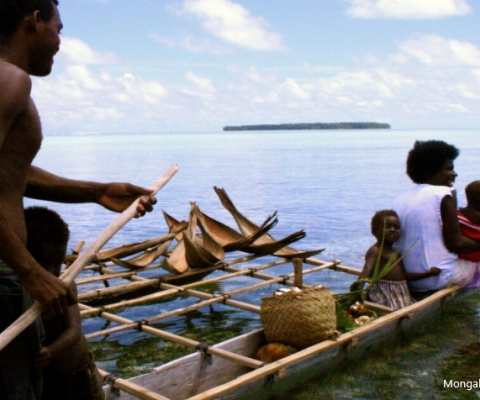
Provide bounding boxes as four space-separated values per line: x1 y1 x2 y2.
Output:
457 211 480 262
368 279 415 310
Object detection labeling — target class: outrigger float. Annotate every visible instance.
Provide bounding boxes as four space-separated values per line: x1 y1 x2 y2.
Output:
62 186 475 400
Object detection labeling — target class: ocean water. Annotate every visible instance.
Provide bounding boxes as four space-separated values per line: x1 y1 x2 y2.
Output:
26 129 480 399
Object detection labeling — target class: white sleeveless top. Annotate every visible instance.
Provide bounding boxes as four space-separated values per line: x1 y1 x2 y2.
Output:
393 184 457 291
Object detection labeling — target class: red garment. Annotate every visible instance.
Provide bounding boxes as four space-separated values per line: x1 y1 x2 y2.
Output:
458 211 480 262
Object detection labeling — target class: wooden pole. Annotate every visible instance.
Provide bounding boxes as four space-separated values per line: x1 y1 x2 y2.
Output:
293 258 303 288
79 259 340 317
98 368 171 400
0 164 179 351
79 303 264 369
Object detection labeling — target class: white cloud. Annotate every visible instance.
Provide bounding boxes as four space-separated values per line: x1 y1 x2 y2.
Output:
180 0 287 51
347 0 471 19
184 71 217 99
58 37 119 65
33 33 480 134
399 34 480 66
150 32 230 54
283 78 311 100
186 72 216 92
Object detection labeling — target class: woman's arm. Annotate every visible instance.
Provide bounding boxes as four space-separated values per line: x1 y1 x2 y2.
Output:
406 267 441 281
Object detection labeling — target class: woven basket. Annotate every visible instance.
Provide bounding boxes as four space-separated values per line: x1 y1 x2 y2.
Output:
260 286 337 349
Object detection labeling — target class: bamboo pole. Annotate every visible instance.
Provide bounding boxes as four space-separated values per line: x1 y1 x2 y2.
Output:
293 258 303 288
76 271 136 285
98 368 171 400
79 303 264 369
65 226 186 264
78 258 286 303
85 296 223 340
0 164 179 351
79 259 339 317
305 258 362 276
77 255 261 296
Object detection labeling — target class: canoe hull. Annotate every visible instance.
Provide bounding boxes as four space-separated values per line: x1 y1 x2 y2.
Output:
104 287 475 400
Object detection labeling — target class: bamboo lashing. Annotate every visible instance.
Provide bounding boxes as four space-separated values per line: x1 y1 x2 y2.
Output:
65 241 85 269
0 164 179 351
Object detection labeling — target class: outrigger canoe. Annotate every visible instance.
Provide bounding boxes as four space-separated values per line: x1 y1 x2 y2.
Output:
93 256 474 400
62 187 475 400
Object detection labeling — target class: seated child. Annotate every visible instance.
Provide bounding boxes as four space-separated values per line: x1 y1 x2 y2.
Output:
457 181 480 262
457 181 480 288
360 210 440 310
25 206 105 400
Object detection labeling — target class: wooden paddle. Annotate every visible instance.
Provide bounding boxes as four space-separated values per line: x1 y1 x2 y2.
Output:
0 164 179 351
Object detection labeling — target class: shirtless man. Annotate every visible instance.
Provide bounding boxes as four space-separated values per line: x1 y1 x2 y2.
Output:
0 1 155 398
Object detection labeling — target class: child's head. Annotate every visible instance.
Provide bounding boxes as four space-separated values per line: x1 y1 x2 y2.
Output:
371 210 401 243
465 181 480 212
25 206 70 277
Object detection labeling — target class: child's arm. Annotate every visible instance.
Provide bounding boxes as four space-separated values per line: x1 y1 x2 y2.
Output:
44 283 83 364
34 346 51 372
406 267 441 281
359 246 379 280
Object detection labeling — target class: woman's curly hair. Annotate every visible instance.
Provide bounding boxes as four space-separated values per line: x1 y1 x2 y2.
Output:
406 140 459 184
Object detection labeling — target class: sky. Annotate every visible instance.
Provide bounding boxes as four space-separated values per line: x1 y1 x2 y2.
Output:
32 0 480 134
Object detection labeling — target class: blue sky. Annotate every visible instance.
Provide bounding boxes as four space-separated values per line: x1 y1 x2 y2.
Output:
33 0 480 134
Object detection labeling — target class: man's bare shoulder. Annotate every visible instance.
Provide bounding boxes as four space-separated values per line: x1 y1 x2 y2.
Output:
0 61 32 103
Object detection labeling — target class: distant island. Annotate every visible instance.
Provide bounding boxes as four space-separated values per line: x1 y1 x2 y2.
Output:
223 122 391 131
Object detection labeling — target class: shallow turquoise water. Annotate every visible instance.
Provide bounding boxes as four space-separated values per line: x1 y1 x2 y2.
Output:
26 129 480 398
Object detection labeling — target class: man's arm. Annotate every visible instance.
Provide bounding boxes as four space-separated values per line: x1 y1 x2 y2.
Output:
441 195 480 253
26 166 156 217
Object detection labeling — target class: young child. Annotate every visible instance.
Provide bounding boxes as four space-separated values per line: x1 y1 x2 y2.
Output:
359 210 440 310
457 181 480 262
456 181 480 288
25 206 105 400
